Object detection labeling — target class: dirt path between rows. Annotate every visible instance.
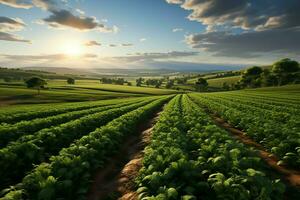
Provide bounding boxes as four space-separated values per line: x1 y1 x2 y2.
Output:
87 109 162 200
211 115 300 189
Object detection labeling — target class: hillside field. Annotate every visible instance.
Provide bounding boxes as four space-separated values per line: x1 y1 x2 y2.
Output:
0 84 299 199
0 79 178 105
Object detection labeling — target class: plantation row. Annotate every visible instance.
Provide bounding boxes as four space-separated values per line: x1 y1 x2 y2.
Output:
188 92 300 168
135 95 285 199
0 97 160 189
0 97 146 124
0 96 171 199
0 98 146 148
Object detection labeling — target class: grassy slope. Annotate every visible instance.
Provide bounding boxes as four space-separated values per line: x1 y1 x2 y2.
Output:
207 76 241 87
187 75 241 87
0 79 177 106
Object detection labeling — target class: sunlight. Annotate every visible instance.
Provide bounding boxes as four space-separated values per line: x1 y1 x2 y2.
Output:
61 40 83 57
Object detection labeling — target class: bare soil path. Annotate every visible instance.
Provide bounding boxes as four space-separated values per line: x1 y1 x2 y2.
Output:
87 109 162 200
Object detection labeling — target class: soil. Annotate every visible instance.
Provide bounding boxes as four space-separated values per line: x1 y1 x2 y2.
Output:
87 109 162 200
211 115 300 189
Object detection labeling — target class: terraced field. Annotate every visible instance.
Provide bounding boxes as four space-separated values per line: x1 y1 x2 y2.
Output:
0 85 299 200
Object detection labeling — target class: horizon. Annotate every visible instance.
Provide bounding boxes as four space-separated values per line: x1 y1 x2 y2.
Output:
1 0 300 70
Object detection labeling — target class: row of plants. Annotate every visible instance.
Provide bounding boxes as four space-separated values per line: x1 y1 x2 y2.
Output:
189 93 300 168
0 96 171 199
0 97 158 190
135 95 285 199
0 98 145 148
198 95 296 123
234 92 300 104
209 93 300 115
0 97 142 124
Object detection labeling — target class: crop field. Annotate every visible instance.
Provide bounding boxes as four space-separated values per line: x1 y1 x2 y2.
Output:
0 85 299 200
0 79 177 105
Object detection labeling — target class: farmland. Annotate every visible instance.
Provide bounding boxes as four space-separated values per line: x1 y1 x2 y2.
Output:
0 84 299 200
0 79 177 105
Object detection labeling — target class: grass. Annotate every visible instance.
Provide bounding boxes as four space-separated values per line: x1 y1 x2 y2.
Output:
207 76 241 87
0 79 178 106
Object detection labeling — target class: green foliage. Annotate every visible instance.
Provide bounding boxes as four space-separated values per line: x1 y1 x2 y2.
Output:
100 77 125 85
240 58 299 88
195 78 208 91
0 96 171 199
135 95 285 199
67 78 75 84
136 77 144 87
25 77 47 94
0 98 157 189
189 90 300 168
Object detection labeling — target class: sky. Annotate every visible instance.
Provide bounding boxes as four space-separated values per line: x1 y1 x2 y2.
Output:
0 0 299 69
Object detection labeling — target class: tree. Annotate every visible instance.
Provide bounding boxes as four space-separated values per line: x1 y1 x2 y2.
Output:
25 77 47 95
240 66 263 88
3 77 12 82
166 80 174 89
272 58 299 85
260 69 277 87
222 82 230 91
67 78 75 84
195 78 208 91
136 77 143 87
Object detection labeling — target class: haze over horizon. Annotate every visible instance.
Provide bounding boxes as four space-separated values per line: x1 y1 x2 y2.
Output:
0 0 299 70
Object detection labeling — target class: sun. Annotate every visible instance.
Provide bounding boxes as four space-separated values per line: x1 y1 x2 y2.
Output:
61 40 83 56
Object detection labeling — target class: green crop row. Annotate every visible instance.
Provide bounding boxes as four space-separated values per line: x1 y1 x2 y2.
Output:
189 93 300 168
0 97 145 124
135 95 285 199
0 96 171 200
0 101 133 148
0 97 158 189
205 94 300 115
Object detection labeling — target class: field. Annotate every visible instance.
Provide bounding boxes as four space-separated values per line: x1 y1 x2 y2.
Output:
0 84 299 199
0 79 178 105
187 75 241 88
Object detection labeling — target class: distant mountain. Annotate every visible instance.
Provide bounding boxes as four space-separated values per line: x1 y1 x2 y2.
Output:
145 61 244 72
23 67 92 76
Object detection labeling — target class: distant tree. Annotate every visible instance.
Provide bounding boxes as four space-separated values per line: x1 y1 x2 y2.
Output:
260 69 277 87
3 77 12 82
25 77 47 95
136 77 143 87
176 77 188 84
166 80 174 89
127 82 132 86
240 66 263 88
272 58 299 85
222 82 230 90
195 78 208 91
67 78 75 84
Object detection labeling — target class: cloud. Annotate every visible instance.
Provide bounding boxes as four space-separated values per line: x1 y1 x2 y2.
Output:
0 16 26 32
167 0 300 59
185 28 300 58
172 28 183 32
32 0 58 11
166 0 183 4
76 8 85 15
42 9 116 32
0 0 32 9
0 31 31 43
0 53 97 62
109 44 117 47
85 40 101 46
139 38 146 42
167 0 300 31
121 43 133 47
